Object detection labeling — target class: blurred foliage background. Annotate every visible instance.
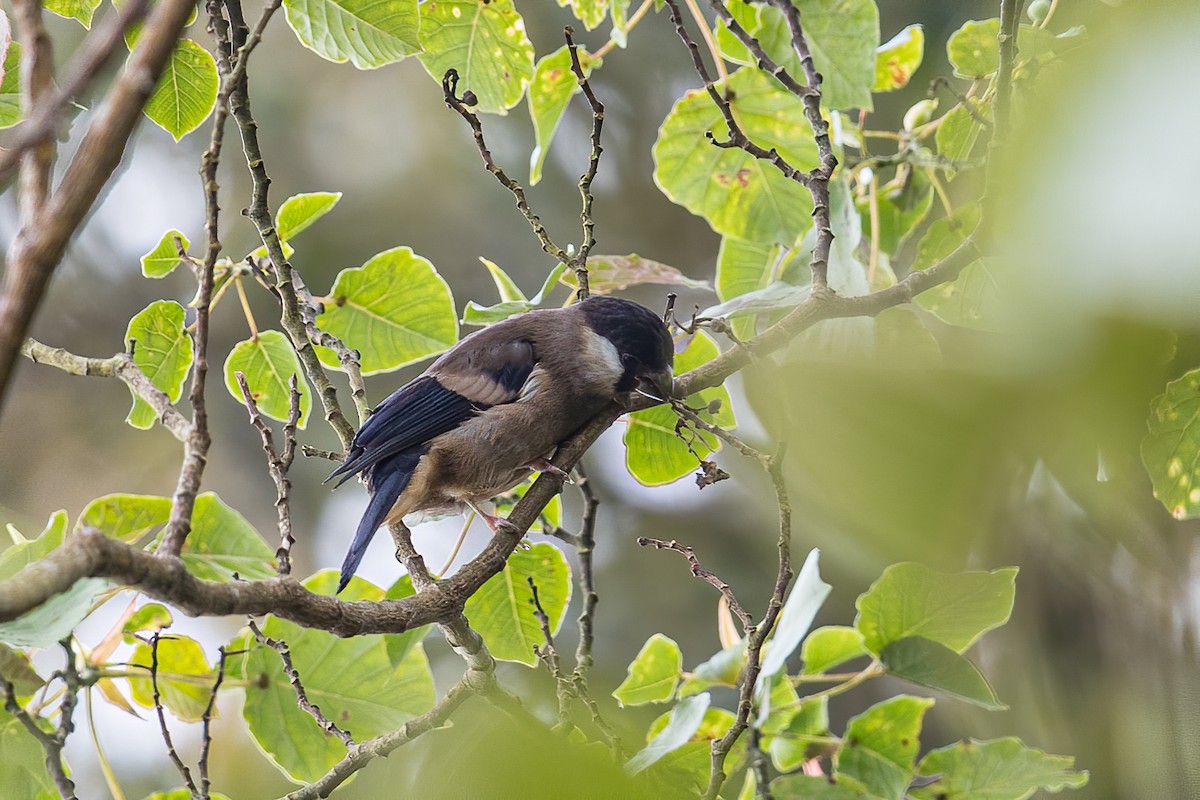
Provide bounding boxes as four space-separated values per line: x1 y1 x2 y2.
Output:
2 0 1198 797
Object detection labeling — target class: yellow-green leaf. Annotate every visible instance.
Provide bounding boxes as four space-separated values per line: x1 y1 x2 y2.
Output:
0 42 22 129
529 45 590 185
128 635 214 722
654 68 817 245
125 300 193 430
283 0 421 69
464 543 571 665
316 246 458 374
418 0 534 114
143 39 218 141
45 0 101 27
140 229 190 279
873 25 924 92
613 633 682 706
224 329 312 426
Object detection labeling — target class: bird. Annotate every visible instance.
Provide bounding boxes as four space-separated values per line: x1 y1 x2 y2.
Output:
327 295 675 593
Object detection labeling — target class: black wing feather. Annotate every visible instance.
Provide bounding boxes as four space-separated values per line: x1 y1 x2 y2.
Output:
326 376 476 487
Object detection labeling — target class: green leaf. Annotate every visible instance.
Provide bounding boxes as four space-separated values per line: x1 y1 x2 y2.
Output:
128 635 214 721
568 254 712 294
767 697 830 771
626 692 710 774
140 229 190 279
0 510 68 581
1141 368 1200 519
529 46 589 185
716 237 779 302
836 695 933 800
761 549 831 680
316 246 458 374
383 574 432 665
613 633 682 706
125 300 193 430
224 330 312 427
772 775 873 799
0 643 45 696
936 102 989 163
873 24 924 92
484 258 526 302
913 204 981 273
0 513 103 647
625 331 736 485
801 625 867 675
0 712 59 799
250 192 342 259
124 603 173 636
678 640 745 698
557 0 608 31
860 169 934 257
644 706 737 790
913 738 1089 800
0 43 23 129
917 259 999 330
234 571 435 783
77 494 171 544
716 0 878 111
653 67 817 245
45 0 101 27
881 636 1005 709
418 0 534 114
180 493 276 581
855 563 1017 655
947 19 999 77
462 264 567 326
463 543 571 665
144 40 218 141
283 0 421 69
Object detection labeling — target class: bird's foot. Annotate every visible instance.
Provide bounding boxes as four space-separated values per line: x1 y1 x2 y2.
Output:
527 458 574 484
466 501 528 545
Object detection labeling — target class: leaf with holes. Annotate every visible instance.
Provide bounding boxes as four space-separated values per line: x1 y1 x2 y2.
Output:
836 695 933 800
654 68 817 245
125 301 193 430
1142 368 1200 520
224 330 312 427
418 0 534 114
529 45 592 185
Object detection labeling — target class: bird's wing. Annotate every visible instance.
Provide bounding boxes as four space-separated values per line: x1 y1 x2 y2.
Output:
326 338 536 486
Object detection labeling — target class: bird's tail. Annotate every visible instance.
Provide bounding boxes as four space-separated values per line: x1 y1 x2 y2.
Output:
337 449 424 594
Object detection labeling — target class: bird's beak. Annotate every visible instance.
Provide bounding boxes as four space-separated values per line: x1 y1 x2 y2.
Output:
637 366 675 404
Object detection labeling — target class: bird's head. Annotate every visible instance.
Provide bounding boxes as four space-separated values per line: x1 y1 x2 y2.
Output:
579 295 675 402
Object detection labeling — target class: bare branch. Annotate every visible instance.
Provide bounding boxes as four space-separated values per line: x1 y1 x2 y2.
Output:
637 537 754 631
12 0 55 220
20 339 190 441
564 27 604 299
198 646 229 799
1 670 78 799
148 633 198 795
249 620 355 745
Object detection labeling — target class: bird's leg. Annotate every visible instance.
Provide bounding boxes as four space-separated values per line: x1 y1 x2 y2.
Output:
526 458 574 484
465 500 531 549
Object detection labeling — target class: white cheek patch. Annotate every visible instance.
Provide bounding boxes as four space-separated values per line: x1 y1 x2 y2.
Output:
581 327 624 390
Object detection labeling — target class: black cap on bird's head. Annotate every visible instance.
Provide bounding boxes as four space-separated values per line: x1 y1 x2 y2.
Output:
578 295 675 399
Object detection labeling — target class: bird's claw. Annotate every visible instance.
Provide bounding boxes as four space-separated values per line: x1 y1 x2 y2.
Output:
527 458 574 484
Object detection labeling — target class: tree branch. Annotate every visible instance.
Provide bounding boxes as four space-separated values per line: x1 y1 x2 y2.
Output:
0 0 203 413
20 338 191 441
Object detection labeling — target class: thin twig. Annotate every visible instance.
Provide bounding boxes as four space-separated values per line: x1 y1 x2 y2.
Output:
225 0 358 450
248 620 356 746
234 371 298 576
571 464 601 683
442 69 571 265
564 26 604 299
149 633 199 794
637 537 754 631
198 646 229 798
1 671 78 799
529 577 573 728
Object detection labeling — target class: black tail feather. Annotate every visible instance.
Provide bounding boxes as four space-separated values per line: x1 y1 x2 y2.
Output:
337 449 425 593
